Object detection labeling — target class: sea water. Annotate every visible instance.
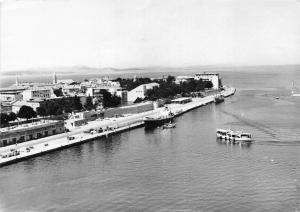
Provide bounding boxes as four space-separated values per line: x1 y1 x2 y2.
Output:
0 68 299 211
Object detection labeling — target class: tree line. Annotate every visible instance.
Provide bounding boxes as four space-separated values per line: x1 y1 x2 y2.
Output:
115 75 213 100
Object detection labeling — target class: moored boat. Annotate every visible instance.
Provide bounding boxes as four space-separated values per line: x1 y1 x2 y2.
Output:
214 94 224 104
144 107 174 129
163 122 176 129
216 129 253 143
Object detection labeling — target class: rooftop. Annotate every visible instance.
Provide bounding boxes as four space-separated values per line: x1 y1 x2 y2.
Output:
171 97 192 102
0 119 63 134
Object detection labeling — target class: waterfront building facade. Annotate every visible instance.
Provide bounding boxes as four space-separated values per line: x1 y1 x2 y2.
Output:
0 120 65 147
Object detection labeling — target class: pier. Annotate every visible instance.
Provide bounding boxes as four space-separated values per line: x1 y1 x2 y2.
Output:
0 87 235 167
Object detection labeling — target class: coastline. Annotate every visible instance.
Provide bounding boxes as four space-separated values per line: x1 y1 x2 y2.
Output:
0 87 235 167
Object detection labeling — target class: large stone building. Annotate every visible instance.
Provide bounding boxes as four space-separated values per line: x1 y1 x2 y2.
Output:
127 83 159 102
0 120 65 147
22 88 53 100
194 73 220 90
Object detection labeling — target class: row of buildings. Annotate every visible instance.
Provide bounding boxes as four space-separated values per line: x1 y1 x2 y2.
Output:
0 72 220 115
0 72 220 148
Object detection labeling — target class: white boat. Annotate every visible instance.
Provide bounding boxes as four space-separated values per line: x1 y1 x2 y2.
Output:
291 82 300 97
216 129 253 143
163 122 176 129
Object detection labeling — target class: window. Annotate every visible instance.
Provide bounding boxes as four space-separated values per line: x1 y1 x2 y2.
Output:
2 140 8 146
52 130 56 135
19 136 25 142
12 138 17 144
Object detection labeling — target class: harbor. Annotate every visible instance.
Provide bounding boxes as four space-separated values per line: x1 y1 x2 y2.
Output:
0 87 236 167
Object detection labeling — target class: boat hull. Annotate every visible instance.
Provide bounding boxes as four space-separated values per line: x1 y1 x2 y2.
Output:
144 117 174 129
216 131 253 143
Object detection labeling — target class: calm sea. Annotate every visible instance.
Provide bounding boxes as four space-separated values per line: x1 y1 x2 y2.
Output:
0 68 299 211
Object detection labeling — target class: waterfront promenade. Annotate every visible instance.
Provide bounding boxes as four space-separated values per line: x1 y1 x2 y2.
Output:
0 87 235 167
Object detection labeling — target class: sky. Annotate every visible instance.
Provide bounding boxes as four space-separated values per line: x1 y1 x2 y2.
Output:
1 0 300 72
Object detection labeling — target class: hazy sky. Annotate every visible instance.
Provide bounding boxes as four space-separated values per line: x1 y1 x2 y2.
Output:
1 0 300 72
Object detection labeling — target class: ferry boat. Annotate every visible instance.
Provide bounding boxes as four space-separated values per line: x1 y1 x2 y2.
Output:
216 129 253 143
214 94 224 104
144 107 174 129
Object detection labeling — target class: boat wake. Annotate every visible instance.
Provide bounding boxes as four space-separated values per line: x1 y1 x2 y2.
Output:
220 110 300 145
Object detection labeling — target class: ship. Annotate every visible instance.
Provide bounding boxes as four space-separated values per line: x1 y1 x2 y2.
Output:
144 107 174 129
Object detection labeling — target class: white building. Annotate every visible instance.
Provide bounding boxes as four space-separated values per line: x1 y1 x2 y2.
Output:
194 73 220 90
0 120 65 147
62 85 81 96
175 76 194 84
0 90 23 102
22 88 53 100
11 100 43 113
127 83 159 102
85 87 103 98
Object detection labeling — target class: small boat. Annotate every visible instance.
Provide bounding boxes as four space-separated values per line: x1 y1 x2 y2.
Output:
214 94 224 104
163 122 176 129
275 96 279 99
216 129 253 143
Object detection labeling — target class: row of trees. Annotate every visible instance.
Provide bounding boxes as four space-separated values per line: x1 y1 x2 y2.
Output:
0 105 37 127
114 77 152 91
146 78 213 100
1 112 18 126
36 96 83 117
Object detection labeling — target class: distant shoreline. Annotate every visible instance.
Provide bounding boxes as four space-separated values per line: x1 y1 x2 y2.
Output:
1 64 299 76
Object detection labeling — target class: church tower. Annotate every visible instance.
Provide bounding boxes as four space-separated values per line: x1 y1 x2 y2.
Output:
53 72 57 84
15 74 19 86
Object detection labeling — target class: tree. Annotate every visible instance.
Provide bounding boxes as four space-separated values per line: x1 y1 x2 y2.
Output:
53 88 64 97
72 95 83 111
18 105 37 120
100 90 121 108
85 95 95 111
37 107 48 117
8 112 17 122
134 97 143 103
166 75 175 84
0 113 9 126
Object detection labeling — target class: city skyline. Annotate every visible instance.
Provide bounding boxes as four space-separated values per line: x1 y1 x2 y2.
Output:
1 0 300 72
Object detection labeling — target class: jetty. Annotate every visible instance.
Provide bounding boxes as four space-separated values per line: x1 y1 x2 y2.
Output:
0 87 236 167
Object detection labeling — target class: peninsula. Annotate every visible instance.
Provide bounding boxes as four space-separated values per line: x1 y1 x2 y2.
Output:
0 73 235 167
